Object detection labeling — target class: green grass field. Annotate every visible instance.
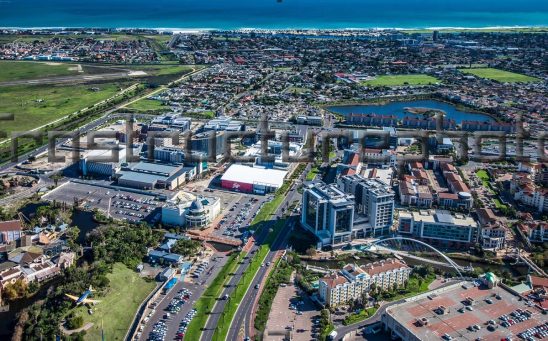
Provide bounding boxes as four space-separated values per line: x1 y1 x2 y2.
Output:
459 68 540 83
0 83 129 133
361 74 439 87
74 263 156 341
0 61 82 82
126 98 170 112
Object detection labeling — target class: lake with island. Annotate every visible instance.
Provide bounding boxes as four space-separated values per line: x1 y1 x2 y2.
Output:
328 99 495 124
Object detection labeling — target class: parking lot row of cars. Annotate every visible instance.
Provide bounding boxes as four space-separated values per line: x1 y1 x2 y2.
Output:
166 288 192 314
499 309 534 328
518 322 548 340
176 308 198 340
192 261 209 278
218 197 261 238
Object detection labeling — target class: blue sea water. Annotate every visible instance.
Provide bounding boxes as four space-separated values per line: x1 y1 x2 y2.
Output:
0 0 547 29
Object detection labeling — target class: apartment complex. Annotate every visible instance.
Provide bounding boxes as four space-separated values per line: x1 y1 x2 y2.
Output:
398 209 479 249
318 259 411 307
337 174 395 237
476 208 507 251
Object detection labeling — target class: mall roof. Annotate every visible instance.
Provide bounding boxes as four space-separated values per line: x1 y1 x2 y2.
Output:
221 164 287 187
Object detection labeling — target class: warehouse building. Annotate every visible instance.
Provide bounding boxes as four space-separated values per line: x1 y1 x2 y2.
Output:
115 162 196 190
220 164 287 194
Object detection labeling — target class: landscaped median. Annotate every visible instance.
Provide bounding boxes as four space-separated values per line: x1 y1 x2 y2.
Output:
254 258 293 334
183 252 242 340
187 163 305 340
212 218 288 340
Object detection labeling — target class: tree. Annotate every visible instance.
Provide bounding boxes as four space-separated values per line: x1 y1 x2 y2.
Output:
170 239 201 257
67 315 84 330
305 247 317 257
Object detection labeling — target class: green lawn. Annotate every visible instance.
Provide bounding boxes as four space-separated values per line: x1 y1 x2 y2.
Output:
74 263 156 341
343 307 377 326
493 198 508 210
0 61 81 82
0 83 129 133
476 170 496 195
361 74 439 87
126 98 170 112
459 68 540 83
306 167 319 181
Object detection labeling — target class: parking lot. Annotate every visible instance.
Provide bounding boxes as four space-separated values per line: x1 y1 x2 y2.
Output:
43 181 163 223
213 194 267 240
265 275 321 341
138 253 228 341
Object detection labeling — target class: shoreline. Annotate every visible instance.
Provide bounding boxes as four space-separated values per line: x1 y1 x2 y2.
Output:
1 25 547 33
321 95 500 122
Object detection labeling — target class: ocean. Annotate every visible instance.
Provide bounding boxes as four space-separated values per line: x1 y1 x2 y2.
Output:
0 0 547 30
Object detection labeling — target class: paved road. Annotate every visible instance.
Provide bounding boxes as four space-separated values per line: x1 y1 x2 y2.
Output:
201 169 304 341
0 72 139 87
227 167 308 341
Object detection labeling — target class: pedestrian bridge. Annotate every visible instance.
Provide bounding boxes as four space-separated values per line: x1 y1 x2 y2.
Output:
355 236 473 278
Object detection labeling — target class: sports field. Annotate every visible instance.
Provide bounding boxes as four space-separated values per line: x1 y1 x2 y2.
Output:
459 68 540 83
75 263 157 341
361 74 439 87
0 83 130 133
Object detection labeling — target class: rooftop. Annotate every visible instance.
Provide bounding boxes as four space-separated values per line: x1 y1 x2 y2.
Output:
221 164 287 187
386 281 547 341
400 210 477 227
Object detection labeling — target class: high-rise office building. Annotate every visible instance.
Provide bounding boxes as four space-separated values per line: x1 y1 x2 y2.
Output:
301 182 355 247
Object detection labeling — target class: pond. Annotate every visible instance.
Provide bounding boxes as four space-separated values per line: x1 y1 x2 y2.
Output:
327 99 495 124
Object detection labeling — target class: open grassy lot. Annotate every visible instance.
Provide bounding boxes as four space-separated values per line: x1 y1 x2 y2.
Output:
0 82 129 133
459 68 540 83
306 167 320 181
0 61 82 82
361 74 439 87
74 263 156 341
126 98 170 112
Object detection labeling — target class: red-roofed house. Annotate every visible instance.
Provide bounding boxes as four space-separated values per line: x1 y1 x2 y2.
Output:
0 220 22 244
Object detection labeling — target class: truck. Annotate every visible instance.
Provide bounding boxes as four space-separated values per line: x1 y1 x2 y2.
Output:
328 330 338 340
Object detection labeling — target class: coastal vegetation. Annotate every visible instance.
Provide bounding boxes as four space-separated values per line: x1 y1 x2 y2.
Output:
361 74 439 87
459 67 540 83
